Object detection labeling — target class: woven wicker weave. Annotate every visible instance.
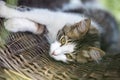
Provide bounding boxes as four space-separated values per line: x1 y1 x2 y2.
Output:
0 19 120 80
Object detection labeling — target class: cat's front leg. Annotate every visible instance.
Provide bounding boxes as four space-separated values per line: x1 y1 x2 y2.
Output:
0 1 20 18
0 1 6 17
4 18 45 34
0 1 27 18
0 1 55 25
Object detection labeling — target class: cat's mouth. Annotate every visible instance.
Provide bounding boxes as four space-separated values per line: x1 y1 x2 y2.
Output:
50 50 73 56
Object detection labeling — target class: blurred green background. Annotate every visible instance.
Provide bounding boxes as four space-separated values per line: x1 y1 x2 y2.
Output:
101 0 120 28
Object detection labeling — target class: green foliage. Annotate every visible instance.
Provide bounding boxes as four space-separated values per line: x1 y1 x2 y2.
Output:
0 20 9 47
6 0 18 5
0 0 18 47
101 0 120 22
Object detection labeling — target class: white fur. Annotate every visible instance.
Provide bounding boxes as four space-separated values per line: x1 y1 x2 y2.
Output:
50 41 75 55
0 1 101 62
50 54 68 62
61 0 104 11
83 0 103 9
62 0 83 10
4 18 38 33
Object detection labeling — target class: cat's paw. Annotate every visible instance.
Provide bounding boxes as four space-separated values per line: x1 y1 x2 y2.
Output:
4 19 19 33
88 47 105 62
4 18 45 34
0 1 7 17
0 1 6 6
4 18 31 33
76 47 105 63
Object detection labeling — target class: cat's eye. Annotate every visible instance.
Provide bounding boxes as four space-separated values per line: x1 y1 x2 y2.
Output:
60 36 66 46
59 35 72 46
66 54 73 59
59 36 73 46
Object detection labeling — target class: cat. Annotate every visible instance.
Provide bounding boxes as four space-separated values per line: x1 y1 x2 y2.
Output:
0 1 105 63
41 0 119 53
17 0 120 52
51 20 105 63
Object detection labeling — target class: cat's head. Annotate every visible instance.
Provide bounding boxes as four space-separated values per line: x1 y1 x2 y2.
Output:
50 19 105 62
50 18 91 55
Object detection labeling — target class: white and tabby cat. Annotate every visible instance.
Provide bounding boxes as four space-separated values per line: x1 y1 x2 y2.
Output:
0 1 105 63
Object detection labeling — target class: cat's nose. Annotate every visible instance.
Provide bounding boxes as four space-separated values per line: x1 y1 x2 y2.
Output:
51 51 55 55
51 51 57 56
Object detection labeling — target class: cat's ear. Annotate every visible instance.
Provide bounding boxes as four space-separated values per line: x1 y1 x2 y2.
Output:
63 24 71 33
63 19 91 39
66 18 91 39
75 18 91 34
